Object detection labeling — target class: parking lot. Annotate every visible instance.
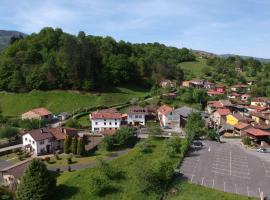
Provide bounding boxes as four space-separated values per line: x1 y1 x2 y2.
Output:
180 141 270 198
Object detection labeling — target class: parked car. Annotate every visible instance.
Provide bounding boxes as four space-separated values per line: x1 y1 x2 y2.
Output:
192 141 203 147
256 147 267 153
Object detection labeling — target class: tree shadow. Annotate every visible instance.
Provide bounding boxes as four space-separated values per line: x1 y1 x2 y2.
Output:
98 185 122 197
52 185 80 200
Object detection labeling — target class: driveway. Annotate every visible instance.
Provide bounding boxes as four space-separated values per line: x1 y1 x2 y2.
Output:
180 140 270 198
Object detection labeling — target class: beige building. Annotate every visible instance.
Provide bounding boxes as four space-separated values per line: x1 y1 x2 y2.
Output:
22 107 52 121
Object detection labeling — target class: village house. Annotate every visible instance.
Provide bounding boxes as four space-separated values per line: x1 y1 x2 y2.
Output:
127 106 147 126
228 92 241 100
233 122 251 136
21 107 52 121
22 127 76 156
251 97 268 107
212 108 231 127
204 81 215 89
250 111 270 125
174 106 198 128
189 80 205 88
0 159 32 190
245 105 267 113
90 108 122 133
230 84 249 94
207 84 226 97
182 80 191 88
207 100 232 114
244 127 270 146
157 105 174 127
226 113 245 126
57 112 69 121
160 93 177 100
160 80 176 88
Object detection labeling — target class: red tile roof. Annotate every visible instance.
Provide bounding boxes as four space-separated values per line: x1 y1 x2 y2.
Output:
24 107 52 116
157 105 173 115
91 109 121 120
26 128 54 141
215 109 231 116
245 105 267 112
208 101 223 108
245 127 270 137
234 122 250 130
251 97 266 102
207 90 224 95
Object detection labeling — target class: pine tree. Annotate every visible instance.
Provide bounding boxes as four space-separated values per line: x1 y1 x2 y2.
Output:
77 137 85 155
16 159 56 200
71 136 78 154
64 135 72 154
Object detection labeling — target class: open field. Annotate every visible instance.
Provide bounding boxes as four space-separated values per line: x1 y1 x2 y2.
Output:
180 58 209 78
167 180 258 200
53 138 181 200
0 86 149 117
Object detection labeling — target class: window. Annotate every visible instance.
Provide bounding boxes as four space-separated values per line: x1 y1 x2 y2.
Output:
109 122 112 125
32 141 35 145
135 115 138 118
25 138 27 141
115 122 117 125
94 128 99 131
104 119 107 121
104 122 106 125
40 140 44 145
95 122 98 125
109 128 112 130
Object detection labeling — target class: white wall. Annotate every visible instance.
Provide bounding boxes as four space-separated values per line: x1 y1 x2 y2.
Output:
91 118 121 132
127 114 145 126
22 134 52 155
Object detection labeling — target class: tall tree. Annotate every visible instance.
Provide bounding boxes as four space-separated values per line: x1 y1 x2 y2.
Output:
16 159 56 200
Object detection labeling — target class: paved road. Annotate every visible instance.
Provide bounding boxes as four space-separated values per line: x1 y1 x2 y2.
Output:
180 140 270 198
48 149 130 172
0 144 23 153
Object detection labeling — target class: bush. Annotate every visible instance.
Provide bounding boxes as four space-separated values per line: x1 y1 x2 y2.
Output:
66 119 82 129
242 136 251 145
207 129 219 141
0 127 18 139
67 156 72 164
164 137 181 157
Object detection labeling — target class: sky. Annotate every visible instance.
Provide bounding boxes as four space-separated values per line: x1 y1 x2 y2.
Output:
1 0 270 58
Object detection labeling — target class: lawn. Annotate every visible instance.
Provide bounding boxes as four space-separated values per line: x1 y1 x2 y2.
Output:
0 86 149 117
167 180 258 200
180 58 209 79
0 152 21 164
52 138 181 200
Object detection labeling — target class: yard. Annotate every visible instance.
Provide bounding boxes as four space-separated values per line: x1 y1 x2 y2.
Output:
180 58 209 79
52 138 181 200
167 180 258 200
0 86 149 117
0 152 23 164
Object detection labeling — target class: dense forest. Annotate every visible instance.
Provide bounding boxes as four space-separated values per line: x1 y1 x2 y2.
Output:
0 27 195 92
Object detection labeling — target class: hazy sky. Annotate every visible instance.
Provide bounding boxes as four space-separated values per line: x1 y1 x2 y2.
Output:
1 0 269 58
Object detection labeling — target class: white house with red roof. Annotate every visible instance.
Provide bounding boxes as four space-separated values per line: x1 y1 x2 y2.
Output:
251 97 268 107
157 105 173 127
90 108 122 133
127 106 147 126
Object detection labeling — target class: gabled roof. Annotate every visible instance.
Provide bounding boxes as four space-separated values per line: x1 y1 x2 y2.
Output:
25 128 53 141
251 97 266 102
208 101 223 108
91 109 122 120
157 105 173 115
234 122 250 130
23 107 52 116
219 100 232 107
215 109 231 116
245 127 270 137
174 106 198 118
127 106 147 115
0 158 32 179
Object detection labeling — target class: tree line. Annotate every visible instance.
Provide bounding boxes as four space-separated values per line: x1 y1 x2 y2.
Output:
0 27 195 92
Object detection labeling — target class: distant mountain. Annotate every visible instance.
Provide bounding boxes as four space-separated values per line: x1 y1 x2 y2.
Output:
0 30 26 51
191 49 270 63
220 54 270 63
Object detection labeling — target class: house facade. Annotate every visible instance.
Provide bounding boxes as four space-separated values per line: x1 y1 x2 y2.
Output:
22 107 52 121
157 105 173 127
127 106 147 126
212 108 231 127
90 109 121 133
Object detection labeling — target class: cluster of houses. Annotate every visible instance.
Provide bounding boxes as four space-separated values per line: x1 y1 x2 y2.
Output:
207 97 270 146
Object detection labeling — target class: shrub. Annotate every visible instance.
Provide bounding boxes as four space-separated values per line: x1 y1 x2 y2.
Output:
89 174 110 196
164 137 181 157
0 127 18 139
242 136 251 145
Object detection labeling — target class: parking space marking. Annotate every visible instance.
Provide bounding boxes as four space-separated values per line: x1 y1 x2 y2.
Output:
247 186 249 197
224 182 226 192
201 177 205 185
212 179 214 188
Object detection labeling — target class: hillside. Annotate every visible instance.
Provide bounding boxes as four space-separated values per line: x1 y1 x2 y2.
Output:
0 87 148 117
0 30 26 50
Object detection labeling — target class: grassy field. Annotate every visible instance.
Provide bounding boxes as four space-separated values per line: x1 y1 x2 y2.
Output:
0 86 149 117
180 58 209 78
53 138 181 200
167 180 258 200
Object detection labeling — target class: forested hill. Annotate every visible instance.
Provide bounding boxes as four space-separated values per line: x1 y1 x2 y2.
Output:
0 30 26 50
0 27 195 92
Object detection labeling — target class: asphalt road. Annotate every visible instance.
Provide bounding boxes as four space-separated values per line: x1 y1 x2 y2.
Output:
180 140 270 198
